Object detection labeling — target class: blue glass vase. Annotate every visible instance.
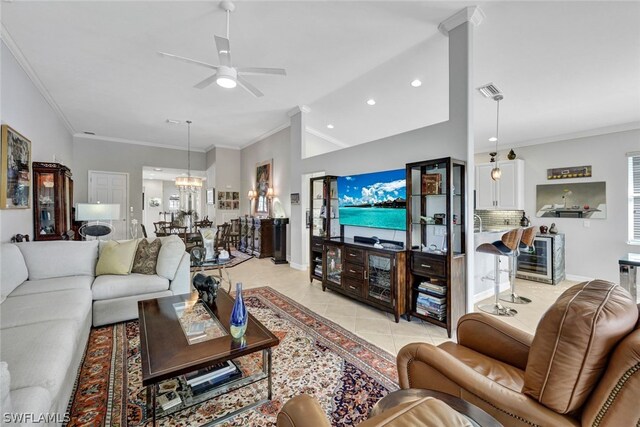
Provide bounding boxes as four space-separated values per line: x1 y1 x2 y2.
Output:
229 282 248 339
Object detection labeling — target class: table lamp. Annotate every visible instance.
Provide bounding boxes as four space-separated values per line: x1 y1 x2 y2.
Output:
76 203 120 239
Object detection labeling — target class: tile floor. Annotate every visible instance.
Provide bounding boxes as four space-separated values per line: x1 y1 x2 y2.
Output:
217 257 576 356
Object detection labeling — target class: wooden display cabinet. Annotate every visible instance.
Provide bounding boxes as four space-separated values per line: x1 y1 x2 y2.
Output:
32 162 73 241
406 157 466 337
309 176 341 283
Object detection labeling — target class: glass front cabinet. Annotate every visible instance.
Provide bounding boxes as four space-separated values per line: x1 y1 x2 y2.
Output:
32 162 73 241
309 176 341 283
406 157 466 337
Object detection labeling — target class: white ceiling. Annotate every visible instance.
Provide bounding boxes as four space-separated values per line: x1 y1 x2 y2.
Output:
2 1 639 153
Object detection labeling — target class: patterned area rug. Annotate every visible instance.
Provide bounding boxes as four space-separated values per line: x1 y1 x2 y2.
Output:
66 287 398 426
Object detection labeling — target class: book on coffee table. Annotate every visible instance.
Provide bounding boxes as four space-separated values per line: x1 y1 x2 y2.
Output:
157 391 182 410
184 360 240 387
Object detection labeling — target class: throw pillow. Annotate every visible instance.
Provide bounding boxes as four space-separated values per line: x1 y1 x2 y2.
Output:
95 239 138 276
131 239 161 275
156 235 186 281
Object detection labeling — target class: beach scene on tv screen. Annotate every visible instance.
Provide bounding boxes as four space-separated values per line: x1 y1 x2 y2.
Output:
338 169 406 231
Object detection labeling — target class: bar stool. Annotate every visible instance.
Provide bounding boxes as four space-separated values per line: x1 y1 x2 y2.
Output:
500 226 535 304
476 228 523 316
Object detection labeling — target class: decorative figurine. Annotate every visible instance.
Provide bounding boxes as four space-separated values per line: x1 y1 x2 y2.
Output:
520 212 530 227
193 273 220 305
539 225 548 234
507 149 517 160
230 282 248 339
549 223 558 234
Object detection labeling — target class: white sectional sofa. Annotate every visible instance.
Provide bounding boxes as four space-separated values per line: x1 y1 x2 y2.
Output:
0 236 190 426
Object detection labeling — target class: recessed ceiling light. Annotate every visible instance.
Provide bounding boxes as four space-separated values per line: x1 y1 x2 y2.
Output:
489 137 497 142
327 124 334 129
411 79 422 87
153 168 163 171
166 119 181 124
366 99 376 106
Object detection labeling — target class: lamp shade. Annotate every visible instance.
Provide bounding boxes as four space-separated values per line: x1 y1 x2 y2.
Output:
76 203 120 221
175 176 203 188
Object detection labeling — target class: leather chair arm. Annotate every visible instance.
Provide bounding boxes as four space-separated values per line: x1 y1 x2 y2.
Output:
397 343 578 426
276 394 331 427
457 312 533 370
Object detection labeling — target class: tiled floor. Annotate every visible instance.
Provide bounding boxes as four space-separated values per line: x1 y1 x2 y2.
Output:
218 256 575 356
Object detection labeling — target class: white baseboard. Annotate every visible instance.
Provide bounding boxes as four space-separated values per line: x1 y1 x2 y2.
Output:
565 274 594 282
473 282 510 304
289 262 307 271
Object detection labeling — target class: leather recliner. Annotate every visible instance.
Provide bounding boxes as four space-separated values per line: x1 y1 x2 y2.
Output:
397 279 640 426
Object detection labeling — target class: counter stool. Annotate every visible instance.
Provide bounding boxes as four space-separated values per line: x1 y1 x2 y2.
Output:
476 228 523 316
500 226 535 304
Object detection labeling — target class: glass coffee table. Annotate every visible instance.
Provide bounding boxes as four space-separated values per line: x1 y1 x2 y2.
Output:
138 290 279 426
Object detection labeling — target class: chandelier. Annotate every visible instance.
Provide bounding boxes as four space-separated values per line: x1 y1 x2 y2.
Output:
489 95 503 181
175 120 203 192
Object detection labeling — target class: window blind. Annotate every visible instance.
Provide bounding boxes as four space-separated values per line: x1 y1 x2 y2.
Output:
630 154 640 243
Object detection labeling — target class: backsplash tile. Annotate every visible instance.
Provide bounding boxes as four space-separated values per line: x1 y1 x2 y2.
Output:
475 210 525 228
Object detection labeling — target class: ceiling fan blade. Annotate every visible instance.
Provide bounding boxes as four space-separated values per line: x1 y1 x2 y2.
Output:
194 73 219 89
214 36 232 66
237 76 263 98
237 67 287 76
157 52 218 70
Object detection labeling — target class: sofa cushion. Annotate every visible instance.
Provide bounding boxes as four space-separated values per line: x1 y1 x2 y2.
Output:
10 276 94 297
1 362 11 416
156 235 186 281
131 238 161 275
1 289 92 329
15 241 98 280
0 244 28 303
523 280 638 414
0 320 80 398
10 386 51 426
91 274 170 301
96 239 138 276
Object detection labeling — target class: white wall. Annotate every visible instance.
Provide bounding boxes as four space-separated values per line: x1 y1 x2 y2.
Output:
0 42 74 242
142 179 162 235
214 147 241 224
476 128 640 282
73 136 206 231
303 131 344 158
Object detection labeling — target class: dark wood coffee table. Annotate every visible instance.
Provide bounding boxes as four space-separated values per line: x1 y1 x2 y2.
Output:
138 290 279 425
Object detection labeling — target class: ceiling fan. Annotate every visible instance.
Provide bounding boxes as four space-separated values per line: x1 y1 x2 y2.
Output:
158 0 286 98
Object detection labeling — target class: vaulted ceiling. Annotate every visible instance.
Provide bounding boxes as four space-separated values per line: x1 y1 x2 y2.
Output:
2 1 639 153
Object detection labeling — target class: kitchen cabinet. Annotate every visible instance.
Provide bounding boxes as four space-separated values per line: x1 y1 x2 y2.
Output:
322 238 406 323
406 157 466 337
32 162 73 241
475 159 524 210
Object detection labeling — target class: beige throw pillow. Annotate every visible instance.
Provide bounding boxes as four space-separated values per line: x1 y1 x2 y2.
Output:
96 239 138 276
131 239 161 275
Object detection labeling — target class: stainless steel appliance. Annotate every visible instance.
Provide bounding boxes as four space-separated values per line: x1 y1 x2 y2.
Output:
619 253 639 303
516 233 565 285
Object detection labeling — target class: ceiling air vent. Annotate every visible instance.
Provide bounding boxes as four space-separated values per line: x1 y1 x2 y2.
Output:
83 131 95 135
477 83 502 99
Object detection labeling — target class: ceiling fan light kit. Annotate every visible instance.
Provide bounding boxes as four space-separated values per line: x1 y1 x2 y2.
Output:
157 0 286 98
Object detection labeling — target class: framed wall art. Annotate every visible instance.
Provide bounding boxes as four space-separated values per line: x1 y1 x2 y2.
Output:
218 191 239 210
535 182 606 219
547 165 592 180
255 159 272 215
1 125 32 209
207 188 215 205
291 192 300 205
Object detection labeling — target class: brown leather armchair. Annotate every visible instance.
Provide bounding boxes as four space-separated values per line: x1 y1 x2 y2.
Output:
397 280 640 427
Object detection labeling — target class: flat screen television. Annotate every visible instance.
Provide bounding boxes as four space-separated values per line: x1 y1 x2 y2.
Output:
337 169 406 231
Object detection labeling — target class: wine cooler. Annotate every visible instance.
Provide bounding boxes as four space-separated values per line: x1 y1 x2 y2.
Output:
516 233 565 285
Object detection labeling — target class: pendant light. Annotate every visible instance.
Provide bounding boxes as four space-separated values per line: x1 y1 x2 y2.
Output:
490 95 503 181
175 120 203 206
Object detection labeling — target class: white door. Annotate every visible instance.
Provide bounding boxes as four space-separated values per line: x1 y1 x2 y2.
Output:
89 171 129 240
475 164 496 210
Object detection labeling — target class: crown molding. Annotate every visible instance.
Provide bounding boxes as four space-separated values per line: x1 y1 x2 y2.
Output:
287 105 311 117
305 127 350 148
476 121 640 153
1 24 76 135
74 133 206 152
204 144 241 152
240 121 291 150
438 6 485 37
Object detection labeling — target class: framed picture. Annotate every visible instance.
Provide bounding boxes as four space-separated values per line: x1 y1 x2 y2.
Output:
535 182 606 219
291 193 300 205
422 173 441 195
207 188 215 205
1 125 31 209
217 191 240 210
547 165 592 180
255 159 272 215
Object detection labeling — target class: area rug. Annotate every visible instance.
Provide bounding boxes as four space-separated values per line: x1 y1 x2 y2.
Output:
189 250 253 273
66 287 399 427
